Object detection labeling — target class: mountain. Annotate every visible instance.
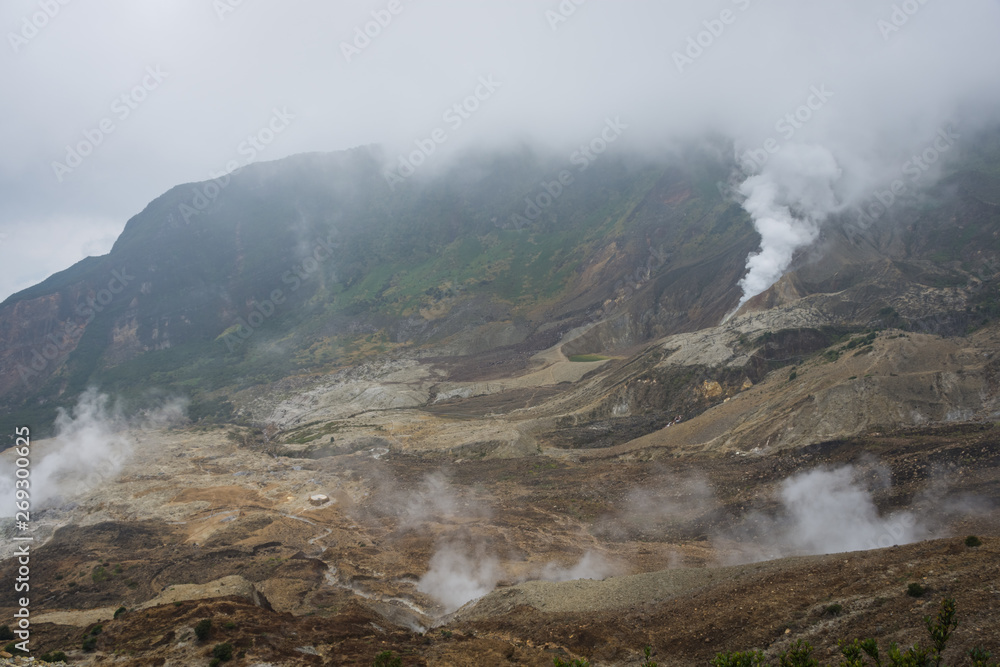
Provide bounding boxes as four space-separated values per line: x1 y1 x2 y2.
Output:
2 131 1000 665
3 129 1000 448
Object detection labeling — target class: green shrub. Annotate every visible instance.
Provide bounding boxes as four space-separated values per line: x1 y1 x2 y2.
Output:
89 624 103 636
114 606 127 619
212 642 234 661
788 370 798 381
82 636 97 651
40 651 68 663
641 645 658 667
824 603 843 616
372 651 403 667
0 626 13 641
712 650 767 667
965 535 982 547
969 647 995 667
195 619 212 641
553 658 591 667
91 566 108 583
4 642 29 657
907 582 926 597
719 599 992 667
223 621 236 629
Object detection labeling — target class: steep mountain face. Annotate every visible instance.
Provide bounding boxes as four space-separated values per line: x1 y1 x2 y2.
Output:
1 129 999 447
0 145 757 437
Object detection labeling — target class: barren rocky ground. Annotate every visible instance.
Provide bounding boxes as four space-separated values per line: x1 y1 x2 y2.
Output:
2 316 999 665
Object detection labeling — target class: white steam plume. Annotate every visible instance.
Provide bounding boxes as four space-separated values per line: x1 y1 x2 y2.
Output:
538 550 620 583
416 541 503 613
732 144 843 314
0 388 187 516
715 465 926 564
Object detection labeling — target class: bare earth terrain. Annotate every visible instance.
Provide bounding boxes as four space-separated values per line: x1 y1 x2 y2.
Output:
2 316 1000 665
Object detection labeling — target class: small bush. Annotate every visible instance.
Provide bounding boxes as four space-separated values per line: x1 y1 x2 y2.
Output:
195 619 212 641
91 566 108 583
788 370 798 381
824 603 843 616
223 621 236 629
372 651 403 667
82 636 98 651
0 626 14 640
718 599 992 667
554 657 591 667
712 650 767 667
4 642 29 657
907 582 926 597
89 624 103 636
212 642 234 661
40 651 68 663
641 645 658 667
114 606 128 619
965 535 982 547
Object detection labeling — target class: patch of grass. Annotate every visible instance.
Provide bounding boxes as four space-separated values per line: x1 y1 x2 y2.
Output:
91 565 109 583
40 650 68 663
372 650 403 667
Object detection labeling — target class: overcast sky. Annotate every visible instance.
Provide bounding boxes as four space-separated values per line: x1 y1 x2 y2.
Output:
2 0 999 302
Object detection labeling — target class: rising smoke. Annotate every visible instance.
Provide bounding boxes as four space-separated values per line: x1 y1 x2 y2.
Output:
711 464 974 565
0 387 187 517
373 472 617 613
416 540 503 613
732 144 843 311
